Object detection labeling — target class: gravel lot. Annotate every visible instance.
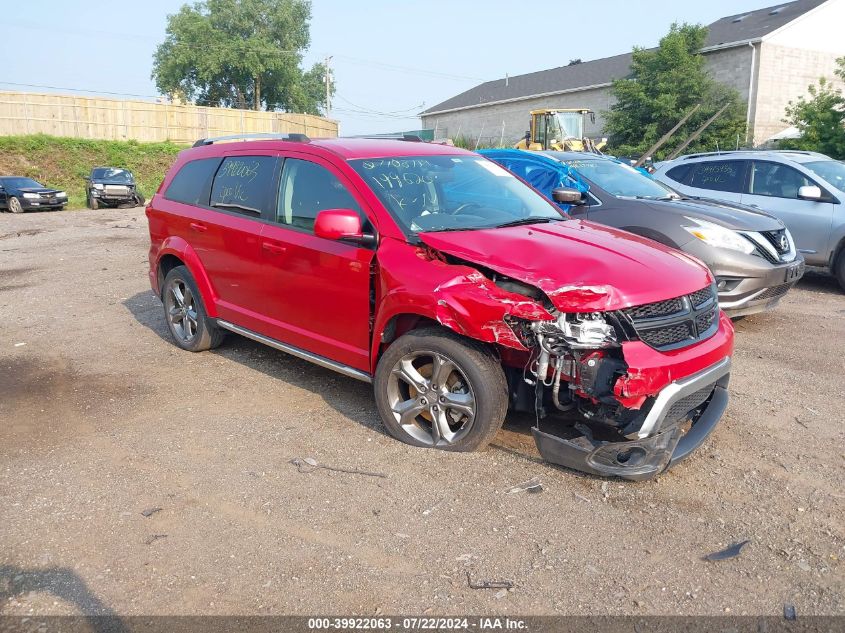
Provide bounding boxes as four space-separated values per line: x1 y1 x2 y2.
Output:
1 207 843 617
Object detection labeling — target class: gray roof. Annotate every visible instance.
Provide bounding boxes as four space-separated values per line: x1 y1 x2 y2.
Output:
422 0 828 115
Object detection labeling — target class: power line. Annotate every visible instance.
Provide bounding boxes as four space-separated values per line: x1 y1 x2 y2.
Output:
0 81 162 100
335 95 425 116
332 54 486 83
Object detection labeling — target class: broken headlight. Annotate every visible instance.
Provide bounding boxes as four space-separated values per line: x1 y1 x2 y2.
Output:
552 312 618 349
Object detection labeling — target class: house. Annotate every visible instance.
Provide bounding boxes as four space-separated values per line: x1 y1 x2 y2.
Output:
420 0 845 147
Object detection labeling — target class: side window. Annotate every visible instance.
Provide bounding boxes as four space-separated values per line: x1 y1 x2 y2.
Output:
277 159 361 232
748 161 812 199
665 164 692 184
687 160 746 193
209 155 277 216
164 158 221 206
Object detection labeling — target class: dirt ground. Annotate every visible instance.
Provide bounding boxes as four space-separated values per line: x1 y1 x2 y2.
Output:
1 207 843 617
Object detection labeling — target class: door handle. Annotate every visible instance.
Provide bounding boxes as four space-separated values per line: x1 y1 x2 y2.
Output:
262 242 287 255
189 222 208 232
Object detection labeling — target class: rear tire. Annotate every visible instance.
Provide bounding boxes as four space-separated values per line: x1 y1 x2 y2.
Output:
161 265 225 352
9 196 23 213
373 327 508 452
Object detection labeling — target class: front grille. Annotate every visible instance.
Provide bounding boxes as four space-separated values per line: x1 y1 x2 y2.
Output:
640 323 693 348
756 283 790 301
104 185 130 196
622 284 718 352
761 229 790 255
663 384 716 425
625 297 685 320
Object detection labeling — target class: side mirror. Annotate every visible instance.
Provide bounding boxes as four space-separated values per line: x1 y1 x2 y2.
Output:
797 185 822 201
551 187 585 205
314 208 375 246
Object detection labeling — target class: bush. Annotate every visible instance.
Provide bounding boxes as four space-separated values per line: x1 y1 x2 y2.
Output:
0 135 185 209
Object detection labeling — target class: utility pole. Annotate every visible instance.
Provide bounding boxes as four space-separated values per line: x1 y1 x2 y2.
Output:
325 55 333 118
633 104 700 167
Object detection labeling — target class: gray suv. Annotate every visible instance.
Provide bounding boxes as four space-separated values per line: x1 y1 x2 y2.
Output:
653 151 845 290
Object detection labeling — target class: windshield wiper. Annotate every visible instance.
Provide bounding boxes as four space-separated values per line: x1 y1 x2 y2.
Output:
212 202 262 215
634 195 677 201
494 216 558 229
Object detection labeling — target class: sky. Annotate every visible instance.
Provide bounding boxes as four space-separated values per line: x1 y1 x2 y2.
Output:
2 0 780 137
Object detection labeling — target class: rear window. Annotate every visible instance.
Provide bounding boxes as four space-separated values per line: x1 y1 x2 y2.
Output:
164 158 221 206
665 164 692 184
209 156 278 216
687 160 746 193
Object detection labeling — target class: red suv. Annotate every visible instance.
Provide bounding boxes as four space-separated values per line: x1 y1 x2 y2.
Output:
146 134 734 480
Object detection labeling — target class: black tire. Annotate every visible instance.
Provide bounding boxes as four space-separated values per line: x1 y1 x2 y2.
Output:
373 327 508 452
8 196 23 214
836 252 845 293
88 195 99 210
134 193 146 206
161 265 225 352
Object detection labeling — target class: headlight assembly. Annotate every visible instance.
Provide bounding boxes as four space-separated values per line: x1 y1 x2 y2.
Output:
683 217 755 255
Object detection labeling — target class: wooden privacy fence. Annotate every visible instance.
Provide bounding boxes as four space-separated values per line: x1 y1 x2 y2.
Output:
0 91 338 143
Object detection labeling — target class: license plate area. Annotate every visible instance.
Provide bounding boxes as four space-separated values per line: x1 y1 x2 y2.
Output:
784 261 804 282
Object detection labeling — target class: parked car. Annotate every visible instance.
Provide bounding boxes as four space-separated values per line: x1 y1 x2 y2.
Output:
86 167 145 209
480 150 804 318
0 176 67 212
146 134 735 480
653 150 845 290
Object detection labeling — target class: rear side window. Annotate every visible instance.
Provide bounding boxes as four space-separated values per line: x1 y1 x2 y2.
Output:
164 158 221 206
665 164 692 184
687 160 746 193
210 156 278 216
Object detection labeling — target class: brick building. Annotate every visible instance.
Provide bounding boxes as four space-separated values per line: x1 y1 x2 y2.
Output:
420 0 845 147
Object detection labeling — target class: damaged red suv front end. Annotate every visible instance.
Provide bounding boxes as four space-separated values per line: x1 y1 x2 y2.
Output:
148 138 733 480
375 214 733 480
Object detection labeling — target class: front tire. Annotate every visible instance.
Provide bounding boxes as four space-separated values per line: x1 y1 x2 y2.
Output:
161 265 224 352
374 328 508 452
88 195 99 210
134 193 146 206
8 197 23 213
835 252 845 293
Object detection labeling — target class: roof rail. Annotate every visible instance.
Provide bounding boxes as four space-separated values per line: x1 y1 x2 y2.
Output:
192 132 310 148
348 134 425 142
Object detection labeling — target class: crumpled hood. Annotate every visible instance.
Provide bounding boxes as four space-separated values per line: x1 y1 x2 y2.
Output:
419 220 712 312
641 197 784 231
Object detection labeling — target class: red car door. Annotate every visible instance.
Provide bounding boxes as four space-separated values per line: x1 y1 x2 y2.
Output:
196 152 280 332
257 153 376 373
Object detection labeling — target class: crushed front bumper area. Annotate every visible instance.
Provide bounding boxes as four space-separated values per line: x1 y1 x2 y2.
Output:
532 357 731 480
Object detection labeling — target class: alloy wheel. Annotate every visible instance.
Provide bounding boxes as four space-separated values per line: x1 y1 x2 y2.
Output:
386 350 476 446
165 278 198 343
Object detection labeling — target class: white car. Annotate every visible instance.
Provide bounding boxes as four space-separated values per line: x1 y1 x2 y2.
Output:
653 151 845 290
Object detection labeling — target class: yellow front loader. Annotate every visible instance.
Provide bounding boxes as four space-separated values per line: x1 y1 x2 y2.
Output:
514 109 607 153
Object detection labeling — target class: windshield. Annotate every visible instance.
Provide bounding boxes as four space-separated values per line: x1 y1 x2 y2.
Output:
549 112 583 140
1 177 43 189
350 155 564 233
803 160 845 192
91 168 134 183
563 158 676 198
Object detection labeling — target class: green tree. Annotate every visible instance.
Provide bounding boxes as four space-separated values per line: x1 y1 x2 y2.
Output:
604 23 746 158
779 57 845 159
152 0 332 114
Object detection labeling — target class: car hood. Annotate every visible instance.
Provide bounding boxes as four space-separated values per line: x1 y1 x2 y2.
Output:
638 196 784 231
18 187 60 195
419 220 712 312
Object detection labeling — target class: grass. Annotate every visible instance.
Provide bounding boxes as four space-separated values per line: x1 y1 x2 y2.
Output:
0 135 187 209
